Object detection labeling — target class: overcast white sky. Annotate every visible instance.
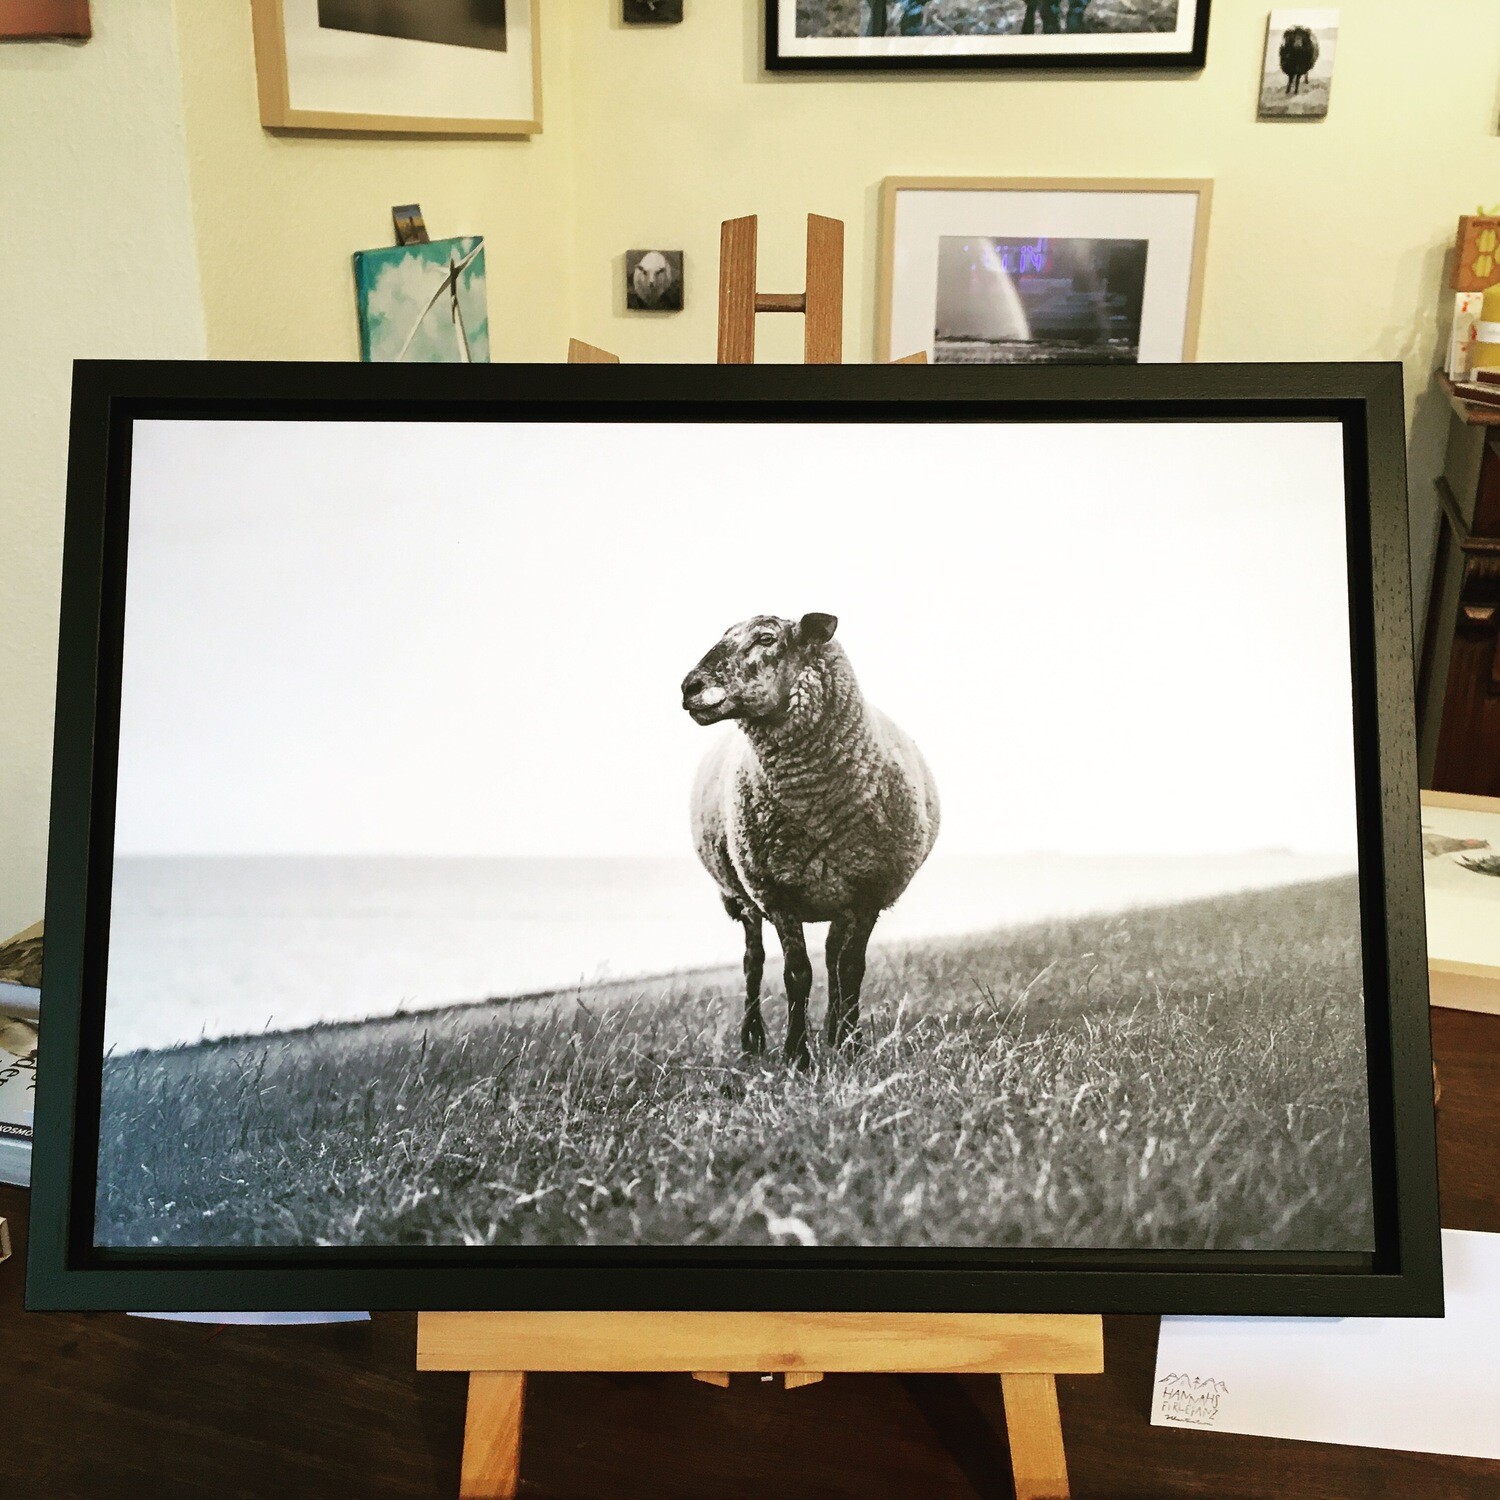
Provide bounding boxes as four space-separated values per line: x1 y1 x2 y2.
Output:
114 417 1360 860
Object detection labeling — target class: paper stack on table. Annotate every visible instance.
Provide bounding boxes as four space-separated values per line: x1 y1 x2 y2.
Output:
0 921 41 1188
1421 792 1500 1015
1153 1229 1500 1461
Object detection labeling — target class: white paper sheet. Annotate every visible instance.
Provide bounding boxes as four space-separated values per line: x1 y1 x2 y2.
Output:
1152 1230 1500 1461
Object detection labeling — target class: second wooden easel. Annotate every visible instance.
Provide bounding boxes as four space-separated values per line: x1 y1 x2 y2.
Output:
420 213 1102 1500
568 211 927 368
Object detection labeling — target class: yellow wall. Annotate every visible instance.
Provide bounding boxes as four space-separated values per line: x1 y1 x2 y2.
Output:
0 1 206 940
173 4 578 362
5 0 1497 935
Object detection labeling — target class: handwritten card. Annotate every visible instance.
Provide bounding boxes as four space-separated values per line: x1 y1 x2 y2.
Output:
1152 1229 1500 1461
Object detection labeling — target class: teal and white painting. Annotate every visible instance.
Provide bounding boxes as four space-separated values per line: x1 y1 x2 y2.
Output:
353 236 490 363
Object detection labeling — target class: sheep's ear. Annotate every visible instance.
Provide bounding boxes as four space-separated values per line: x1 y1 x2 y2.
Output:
797 612 838 646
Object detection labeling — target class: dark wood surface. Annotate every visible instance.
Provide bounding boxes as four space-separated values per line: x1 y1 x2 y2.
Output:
5 1007 1498 1500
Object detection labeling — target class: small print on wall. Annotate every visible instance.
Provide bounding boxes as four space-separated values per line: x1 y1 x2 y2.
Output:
1258 8 1337 120
626 251 685 311
935 236 1148 365
353 237 490 362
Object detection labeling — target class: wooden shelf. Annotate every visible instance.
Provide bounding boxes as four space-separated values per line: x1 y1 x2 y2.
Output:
1439 372 1500 427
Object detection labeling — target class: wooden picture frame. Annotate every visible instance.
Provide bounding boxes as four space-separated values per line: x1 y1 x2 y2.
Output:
249 0 541 137
25 360 1442 1317
877 176 1212 366
767 0 1212 73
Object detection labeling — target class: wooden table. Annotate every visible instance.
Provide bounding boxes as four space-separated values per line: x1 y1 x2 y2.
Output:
3 1007 1497 1499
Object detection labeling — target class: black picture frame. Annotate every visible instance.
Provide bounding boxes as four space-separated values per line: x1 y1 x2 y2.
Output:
29 359 1440 1316
765 0 1212 74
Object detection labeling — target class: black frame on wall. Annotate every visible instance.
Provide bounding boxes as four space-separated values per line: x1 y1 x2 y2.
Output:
29 359 1440 1316
765 0 1213 74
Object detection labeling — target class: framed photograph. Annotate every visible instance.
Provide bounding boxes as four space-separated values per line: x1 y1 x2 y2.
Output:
29 360 1440 1316
352 236 490 362
878 177 1211 365
250 0 540 136
768 0 1212 72
1257 8 1338 121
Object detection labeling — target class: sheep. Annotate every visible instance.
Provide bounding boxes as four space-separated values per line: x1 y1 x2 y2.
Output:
680 612 939 1066
1278 25 1318 95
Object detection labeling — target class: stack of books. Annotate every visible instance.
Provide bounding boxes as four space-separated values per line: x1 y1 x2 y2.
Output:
0 921 41 1188
1448 368 1500 411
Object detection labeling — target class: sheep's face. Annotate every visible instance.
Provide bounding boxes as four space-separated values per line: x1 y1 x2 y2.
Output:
681 613 838 726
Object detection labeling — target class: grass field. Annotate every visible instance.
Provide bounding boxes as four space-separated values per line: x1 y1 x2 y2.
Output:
96 876 1374 1253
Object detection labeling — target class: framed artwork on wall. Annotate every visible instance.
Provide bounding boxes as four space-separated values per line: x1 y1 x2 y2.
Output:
767 0 1212 72
878 177 1212 366
28 360 1441 1317
249 0 541 136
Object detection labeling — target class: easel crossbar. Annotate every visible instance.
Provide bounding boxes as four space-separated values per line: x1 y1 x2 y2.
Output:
416 1311 1103 1375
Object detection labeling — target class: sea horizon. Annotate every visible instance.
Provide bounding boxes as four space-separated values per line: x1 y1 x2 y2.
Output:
103 850 1359 1053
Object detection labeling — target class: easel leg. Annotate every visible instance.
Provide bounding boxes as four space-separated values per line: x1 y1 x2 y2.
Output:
460 1371 526 1500
1000 1372 1071 1500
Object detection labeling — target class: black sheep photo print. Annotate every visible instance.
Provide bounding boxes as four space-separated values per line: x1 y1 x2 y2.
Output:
1258 8 1338 120
95 418 1375 1255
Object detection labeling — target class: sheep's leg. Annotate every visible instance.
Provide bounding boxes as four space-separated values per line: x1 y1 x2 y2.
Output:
772 915 813 1068
825 922 848 1049
739 910 766 1056
828 911 878 1051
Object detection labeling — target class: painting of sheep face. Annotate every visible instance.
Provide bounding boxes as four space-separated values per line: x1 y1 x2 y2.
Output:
92 415 1377 1261
626 250 684 312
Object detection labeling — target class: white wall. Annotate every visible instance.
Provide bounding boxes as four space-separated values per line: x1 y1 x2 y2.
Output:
0 2 207 940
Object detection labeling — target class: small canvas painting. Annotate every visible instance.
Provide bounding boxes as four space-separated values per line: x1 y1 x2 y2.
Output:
626 250 685 311
353 236 490 364
1258 8 1337 120
934 236 1148 365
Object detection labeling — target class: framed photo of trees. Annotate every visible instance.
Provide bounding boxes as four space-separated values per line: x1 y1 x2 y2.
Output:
768 0 1212 72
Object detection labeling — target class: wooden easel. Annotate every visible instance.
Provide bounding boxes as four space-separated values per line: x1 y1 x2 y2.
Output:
568 211 929 368
420 215 1103 1499
419 1310 1103 1500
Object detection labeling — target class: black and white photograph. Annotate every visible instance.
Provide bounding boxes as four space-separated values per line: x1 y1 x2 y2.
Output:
317 0 507 52
770 0 1212 69
934 235 1148 365
91 413 1376 1258
250 0 539 136
1257 7 1337 120
880 177 1210 365
623 0 683 23
625 249 684 311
